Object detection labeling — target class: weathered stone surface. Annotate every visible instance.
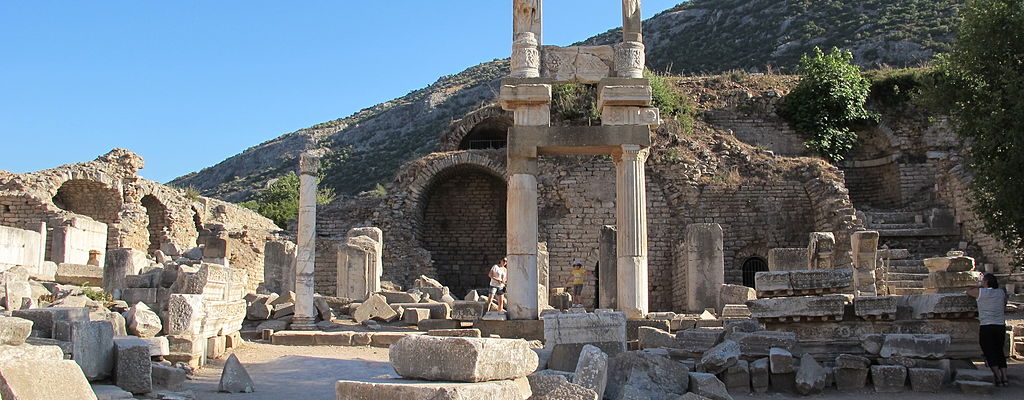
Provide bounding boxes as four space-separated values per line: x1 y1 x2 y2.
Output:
571 344 607 399
685 223 725 312
769 372 796 394
55 263 104 286
451 300 487 321
768 248 806 271
789 269 852 290
166 294 204 336
747 295 846 320
12 307 90 337
722 359 750 394
720 305 751 319
637 326 676 349
769 347 794 374
795 354 826 395
871 365 907 393
402 308 431 325
605 351 689 400
544 312 626 371
0 315 32 345
879 334 950 359
625 319 670 342
218 354 255 393
335 376 531 400
835 354 870 369
957 380 994 395
700 339 739 374
688 372 733 400
719 284 756 306
725 330 796 357
92 384 134 400
390 336 538 382
245 293 276 320
0 359 98 400
860 334 885 355
898 294 977 319
749 357 769 393
353 294 398 323
151 363 187 390
908 368 943 392
835 367 868 391
114 337 153 394
0 343 64 362
954 368 994 383
854 296 897 318
62 320 114 381
924 271 979 291
91 310 128 336
379 291 419 304
392 303 451 320
428 328 481 338
923 255 975 273
125 302 162 338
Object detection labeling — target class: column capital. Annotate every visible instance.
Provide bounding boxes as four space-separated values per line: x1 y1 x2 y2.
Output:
615 144 649 164
299 152 320 176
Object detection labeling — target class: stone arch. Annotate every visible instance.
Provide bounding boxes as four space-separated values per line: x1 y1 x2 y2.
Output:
51 178 123 254
740 256 768 288
439 106 513 152
141 194 171 254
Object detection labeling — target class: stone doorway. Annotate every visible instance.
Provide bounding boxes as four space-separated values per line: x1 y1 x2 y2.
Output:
741 256 768 287
420 165 507 298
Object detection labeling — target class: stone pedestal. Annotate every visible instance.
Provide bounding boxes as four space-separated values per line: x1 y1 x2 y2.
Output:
291 153 319 331
507 173 539 320
685 223 724 313
615 145 649 319
336 229 383 301
850 231 879 295
598 225 617 309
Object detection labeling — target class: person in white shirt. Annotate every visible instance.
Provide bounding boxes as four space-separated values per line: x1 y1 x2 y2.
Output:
966 272 1009 386
486 257 508 313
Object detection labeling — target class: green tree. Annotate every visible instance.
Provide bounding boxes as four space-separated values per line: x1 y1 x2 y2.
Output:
780 47 877 162
238 172 335 228
924 0 1024 263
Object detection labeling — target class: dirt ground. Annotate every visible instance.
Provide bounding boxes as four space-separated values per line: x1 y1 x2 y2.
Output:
186 342 1024 400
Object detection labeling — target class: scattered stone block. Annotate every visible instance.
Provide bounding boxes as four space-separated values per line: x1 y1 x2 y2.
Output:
720 305 750 319
415 318 460 331
0 359 98 400
11 307 90 338
0 343 65 362
898 293 977 319
908 368 943 392
125 302 162 338
245 293 276 320
789 269 852 290
957 380 994 395
271 302 294 319
92 384 134 400
402 308 431 325
428 328 481 338
353 294 397 323
746 295 847 321
637 326 676 349
451 300 487 321
769 347 794 374
335 376 531 400
754 271 791 292
854 296 897 319
572 344 608 399
207 335 227 358
769 372 796 394
871 365 907 393
700 339 739 374
750 357 769 393
924 255 975 273
114 337 153 394
834 366 868 391
391 303 451 320
879 334 950 359
860 334 885 355
389 336 538 382
954 368 994 382
0 315 32 345
61 320 114 381
725 330 796 358
795 354 826 395
605 351 689 399
55 263 104 286
151 363 186 390
544 312 626 372
719 284 756 306
379 291 419 304
91 310 128 336
723 359 750 394
481 311 507 320
625 319 670 342
835 354 870 369
218 354 255 393
688 372 733 400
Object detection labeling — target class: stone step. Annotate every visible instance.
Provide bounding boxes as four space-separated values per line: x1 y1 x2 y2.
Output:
877 228 960 237
869 223 930 230
889 287 926 295
886 280 925 289
863 211 921 224
885 272 928 281
887 265 929 274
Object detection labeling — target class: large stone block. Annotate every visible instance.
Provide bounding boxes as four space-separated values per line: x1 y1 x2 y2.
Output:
807 232 835 270
354 294 397 323
685 224 724 312
789 269 852 290
724 331 797 358
336 233 382 301
767 248 806 271
0 343 64 362
923 255 975 273
450 300 487 321
391 303 451 320
746 295 847 321
120 287 171 312
379 291 419 304
12 307 90 338
60 320 114 381
103 248 148 294
853 296 897 319
219 354 255 393
700 340 739 374
0 359 98 400
879 334 950 359
719 284 755 306
572 344 608 399
606 351 689 400
749 357 769 393
0 315 32 345
151 363 186 391
55 263 103 286
125 302 162 338
769 347 795 374
390 336 538 382
723 359 750 394
113 337 152 394
908 368 943 392
753 271 790 292
544 312 626 371
795 354 826 395
871 365 907 392
688 372 733 400
336 376 531 400
924 271 979 291
835 367 868 391
898 294 977 319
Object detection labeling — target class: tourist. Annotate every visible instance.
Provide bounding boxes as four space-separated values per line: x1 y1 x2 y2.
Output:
966 272 1009 386
569 259 588 306
486 257 508 313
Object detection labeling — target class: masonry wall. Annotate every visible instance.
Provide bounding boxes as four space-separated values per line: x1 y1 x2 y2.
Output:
843 161 902 208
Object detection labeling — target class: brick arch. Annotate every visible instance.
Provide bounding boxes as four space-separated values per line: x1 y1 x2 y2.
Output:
398 150 507 217
438 105 513 152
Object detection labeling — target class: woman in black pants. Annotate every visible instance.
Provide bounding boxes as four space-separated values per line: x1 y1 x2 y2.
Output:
966 273 1009 386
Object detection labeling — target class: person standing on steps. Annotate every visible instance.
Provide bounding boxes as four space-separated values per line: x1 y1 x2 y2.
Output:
486 257 508 313
966 272 1009 386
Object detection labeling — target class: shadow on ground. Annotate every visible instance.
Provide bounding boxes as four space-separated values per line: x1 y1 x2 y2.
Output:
189 356 394 400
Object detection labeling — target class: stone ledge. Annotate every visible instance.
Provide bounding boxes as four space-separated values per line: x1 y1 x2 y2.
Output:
270 330 424 347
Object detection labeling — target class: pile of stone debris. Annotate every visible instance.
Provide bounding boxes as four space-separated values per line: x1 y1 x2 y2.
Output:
0 243 251 399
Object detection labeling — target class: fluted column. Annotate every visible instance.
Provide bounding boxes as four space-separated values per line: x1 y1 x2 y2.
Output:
615 144 649 319
291 152 319 331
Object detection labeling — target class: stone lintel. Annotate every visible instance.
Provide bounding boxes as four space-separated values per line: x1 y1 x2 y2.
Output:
596 85 652 110
499 84 552 110
508 125 651 158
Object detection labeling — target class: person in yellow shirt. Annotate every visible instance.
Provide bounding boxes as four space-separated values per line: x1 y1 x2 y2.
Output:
568 259 588 306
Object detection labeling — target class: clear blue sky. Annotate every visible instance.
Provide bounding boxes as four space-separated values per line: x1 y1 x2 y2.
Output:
1 1 681 183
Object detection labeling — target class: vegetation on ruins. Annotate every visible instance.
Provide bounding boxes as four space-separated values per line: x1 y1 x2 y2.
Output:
551 83 599 123
779 47 877 162
920 0 1024 264
238 172 336 228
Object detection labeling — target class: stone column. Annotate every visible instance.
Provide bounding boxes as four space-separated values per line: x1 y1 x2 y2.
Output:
291 152 319 331
507 173 539 320
599 225 618 309
614 144 649 319
850 231 880 295
615 0 645 78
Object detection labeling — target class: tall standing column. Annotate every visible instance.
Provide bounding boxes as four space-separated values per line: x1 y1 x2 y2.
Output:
291 152 319 331
615 144 649 319
507 173 539 320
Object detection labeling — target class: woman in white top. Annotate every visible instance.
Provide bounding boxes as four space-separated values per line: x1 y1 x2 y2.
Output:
966 273 1009 386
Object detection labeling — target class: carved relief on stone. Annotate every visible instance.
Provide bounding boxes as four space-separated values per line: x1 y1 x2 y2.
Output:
575 52 610 83
511 32 540 78
601 106 660 127
513 0 542 43
540 46 576 82
614 41 646 79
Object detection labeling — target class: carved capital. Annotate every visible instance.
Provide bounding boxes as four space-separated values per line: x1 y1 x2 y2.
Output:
620 144 650 163
299 152 320 176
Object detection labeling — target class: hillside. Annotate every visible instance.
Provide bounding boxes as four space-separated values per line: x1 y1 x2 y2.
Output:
171 0 963 201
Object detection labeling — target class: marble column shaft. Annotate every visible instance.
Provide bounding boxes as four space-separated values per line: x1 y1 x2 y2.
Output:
615 144 649 319
507 173 539 320
292 153 319 330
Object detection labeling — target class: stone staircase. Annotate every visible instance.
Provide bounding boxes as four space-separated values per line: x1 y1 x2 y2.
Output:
861 208 963 295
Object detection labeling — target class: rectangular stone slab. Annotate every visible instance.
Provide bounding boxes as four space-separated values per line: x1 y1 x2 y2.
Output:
389 336 538 382
336 376 530 400
0 359 98 400
746 295 847 320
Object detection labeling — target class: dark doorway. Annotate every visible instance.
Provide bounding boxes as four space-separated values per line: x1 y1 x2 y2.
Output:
741 256 768 287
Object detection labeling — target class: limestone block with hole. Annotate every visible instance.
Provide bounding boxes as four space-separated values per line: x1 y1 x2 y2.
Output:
389 336 539 382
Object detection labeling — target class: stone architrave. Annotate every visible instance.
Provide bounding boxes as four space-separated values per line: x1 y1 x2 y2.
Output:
615 145 650 319
850 231 879 293
685 223 724 313
746 295 846 320
292 152 319 331
807 232 836 270
598 225 617 309
336 235 381 301
263 240 296 294
389 336 538 382
767 248 806 271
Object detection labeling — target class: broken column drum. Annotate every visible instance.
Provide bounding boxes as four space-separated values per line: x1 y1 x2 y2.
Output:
291 152 319 331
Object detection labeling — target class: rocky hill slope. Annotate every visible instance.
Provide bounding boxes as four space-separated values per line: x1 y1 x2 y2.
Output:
171 0 962 201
